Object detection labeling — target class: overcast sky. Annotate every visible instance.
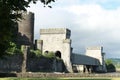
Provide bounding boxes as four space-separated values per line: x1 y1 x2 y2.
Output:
27 0 120 58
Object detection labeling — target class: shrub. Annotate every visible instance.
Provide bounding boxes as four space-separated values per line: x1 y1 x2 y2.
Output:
6 42 22 55
43 51 55 58
30 49 42 57
105 59 116 72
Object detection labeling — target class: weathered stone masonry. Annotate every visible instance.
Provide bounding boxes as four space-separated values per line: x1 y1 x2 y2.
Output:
17 12 34 47
36 28 73 72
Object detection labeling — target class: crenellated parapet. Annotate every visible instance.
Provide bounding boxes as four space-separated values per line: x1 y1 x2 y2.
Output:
40 28 71 39
86 46 103 50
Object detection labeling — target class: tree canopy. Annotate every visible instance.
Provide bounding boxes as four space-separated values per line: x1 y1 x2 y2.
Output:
105 59 116 72
0 0 55 56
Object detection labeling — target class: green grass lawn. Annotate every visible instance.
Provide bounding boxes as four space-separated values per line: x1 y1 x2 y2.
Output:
0 78 120 80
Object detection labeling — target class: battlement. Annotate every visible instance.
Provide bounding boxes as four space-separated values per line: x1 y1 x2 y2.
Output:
86 46 103 50
40 28 71 35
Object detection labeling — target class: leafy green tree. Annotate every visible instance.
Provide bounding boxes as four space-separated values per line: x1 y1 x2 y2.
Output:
6 42 22 55
105 59 116 72
0 0 55 56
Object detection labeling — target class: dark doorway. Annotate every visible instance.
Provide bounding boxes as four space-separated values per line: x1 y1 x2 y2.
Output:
55 51 61 58
44 51 49 54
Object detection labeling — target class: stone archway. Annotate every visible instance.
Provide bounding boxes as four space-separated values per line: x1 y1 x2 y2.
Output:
55 51 61 58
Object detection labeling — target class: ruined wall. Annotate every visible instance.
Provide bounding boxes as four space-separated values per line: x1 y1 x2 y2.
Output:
0 54 23 72
0 54 63 73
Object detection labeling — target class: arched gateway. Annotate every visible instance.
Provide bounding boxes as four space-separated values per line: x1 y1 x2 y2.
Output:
55 51 61 58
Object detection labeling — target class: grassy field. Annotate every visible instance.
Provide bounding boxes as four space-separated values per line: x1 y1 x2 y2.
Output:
0 78 120 80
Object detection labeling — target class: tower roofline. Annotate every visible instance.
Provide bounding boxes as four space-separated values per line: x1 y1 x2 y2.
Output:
86 46 103 50
40 28 71 35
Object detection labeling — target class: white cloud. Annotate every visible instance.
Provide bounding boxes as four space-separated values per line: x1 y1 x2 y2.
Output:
27 1 120 58
66 4 120 58
67 4 120 30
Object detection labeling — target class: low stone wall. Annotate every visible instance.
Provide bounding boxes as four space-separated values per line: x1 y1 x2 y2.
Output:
16 73 120 78
0 54 23 72
0 54 63 73
1 72 120 78
27 56 54 72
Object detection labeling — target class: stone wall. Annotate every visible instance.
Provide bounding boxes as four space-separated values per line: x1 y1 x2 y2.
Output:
0 54 23 72
1 72 120 78
16 73 120 78
0 54 63 73
27 56 54 72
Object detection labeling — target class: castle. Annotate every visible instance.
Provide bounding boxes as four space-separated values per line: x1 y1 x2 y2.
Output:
18 12 107 73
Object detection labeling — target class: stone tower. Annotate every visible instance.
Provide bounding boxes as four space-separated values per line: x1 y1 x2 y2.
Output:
17 12 34 47
36 28 73 72
86 46 107 72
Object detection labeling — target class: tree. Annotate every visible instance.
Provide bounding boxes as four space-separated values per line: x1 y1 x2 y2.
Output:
105 59 116 72
0 0 55 56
